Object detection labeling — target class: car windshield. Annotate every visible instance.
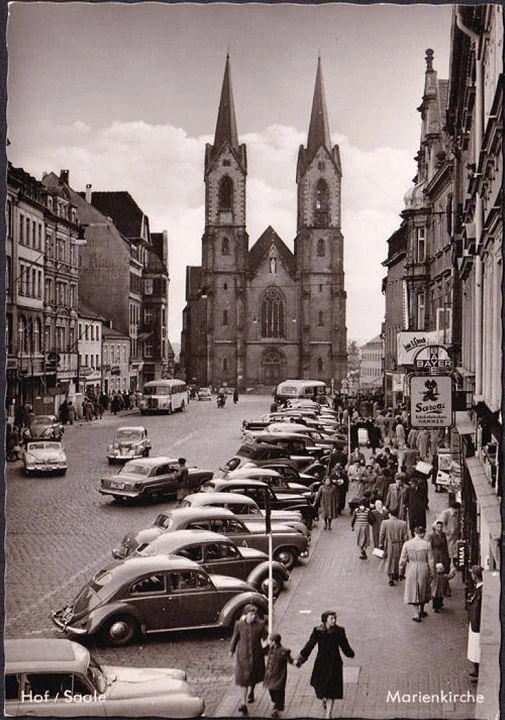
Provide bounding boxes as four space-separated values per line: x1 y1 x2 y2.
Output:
144 385 170 395
30 417 54 426
118 463 150 476
154 513 173 529
115 429 142 442
27 441 61 451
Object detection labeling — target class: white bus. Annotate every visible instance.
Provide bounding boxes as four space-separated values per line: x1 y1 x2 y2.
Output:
139 379 188 414
275 379 329 405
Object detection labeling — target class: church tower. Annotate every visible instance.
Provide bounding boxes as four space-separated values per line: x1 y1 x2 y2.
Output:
295 57 347 386
202 55 248 388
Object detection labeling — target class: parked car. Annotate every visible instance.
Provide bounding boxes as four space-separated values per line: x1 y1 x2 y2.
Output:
100 457 213 501
25 415 64 441
197 387 212 401
106 426 151 464
220 442 291 474
255 458 327 487
22 440 67 476
180 491 309 537
52 556 268 646
4 637 204 717
252 432 327 462
133 529 289 596
112 507 309 570
200 478 318 529
226 466 310 495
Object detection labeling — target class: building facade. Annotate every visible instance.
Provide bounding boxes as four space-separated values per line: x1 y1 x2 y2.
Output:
101 325 131 395
181 56 347 391
359 335 384 389
78 305 104 396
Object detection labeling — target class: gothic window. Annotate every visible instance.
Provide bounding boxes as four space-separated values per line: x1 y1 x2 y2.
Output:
318 311 324 326
314 179 329 227
317 357 323 373
219 176 233 211
222 237 230 255
260 287 286 339
316 238 325 257
223 309 229 326
222 358 228 372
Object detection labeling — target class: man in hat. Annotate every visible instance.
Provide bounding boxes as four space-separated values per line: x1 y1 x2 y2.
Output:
230 604 268 714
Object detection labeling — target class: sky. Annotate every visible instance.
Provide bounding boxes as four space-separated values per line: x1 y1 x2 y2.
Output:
6 1 454 346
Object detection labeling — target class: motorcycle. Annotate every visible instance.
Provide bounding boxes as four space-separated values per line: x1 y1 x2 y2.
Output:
217 395 226 408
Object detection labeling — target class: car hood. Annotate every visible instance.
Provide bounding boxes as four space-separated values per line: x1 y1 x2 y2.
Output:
104 665 189 699
25 448 64 459
210 574 255 591
239 546 268 561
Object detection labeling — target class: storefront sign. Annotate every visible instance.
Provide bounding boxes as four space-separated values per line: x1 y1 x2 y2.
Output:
392 373 405 392
414 344 452 370
397 331 443 366
409 374 453 428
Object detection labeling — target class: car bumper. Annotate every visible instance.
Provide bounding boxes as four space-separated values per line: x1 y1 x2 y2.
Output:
51 609 88 636
106 452 143 462
25 463 67 472
99 488 142 498
299 549 309 559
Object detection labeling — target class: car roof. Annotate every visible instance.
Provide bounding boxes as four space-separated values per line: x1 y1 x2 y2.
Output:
186 492 257 506
144 528 235 549
254 432 311 442
207 479 269 489
162 506 237 520
5 639 89 674
228 468 281 478
106 555 202 580
115 426 146 432
30 415 56 422
123 456 179 467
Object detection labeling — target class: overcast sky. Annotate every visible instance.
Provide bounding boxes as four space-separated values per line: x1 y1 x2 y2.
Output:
7 2 453 345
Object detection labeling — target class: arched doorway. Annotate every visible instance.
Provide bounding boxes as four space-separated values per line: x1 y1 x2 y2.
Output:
260 348 287 387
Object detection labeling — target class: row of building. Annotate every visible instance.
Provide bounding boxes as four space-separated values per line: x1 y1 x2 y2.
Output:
380 7 502 718
6 166 174 417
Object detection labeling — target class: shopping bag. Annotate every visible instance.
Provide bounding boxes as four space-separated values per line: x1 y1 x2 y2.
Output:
372 547 385 558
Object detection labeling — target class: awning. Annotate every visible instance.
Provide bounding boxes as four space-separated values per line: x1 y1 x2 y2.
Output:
455 410 476 436
464 456 501 541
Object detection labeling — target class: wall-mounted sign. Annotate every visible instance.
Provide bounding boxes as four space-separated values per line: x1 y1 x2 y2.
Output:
397 331 443 366
414 344 452 371
409 374 453 428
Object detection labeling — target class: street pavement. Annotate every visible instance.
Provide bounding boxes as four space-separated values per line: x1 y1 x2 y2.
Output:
215 479 478 720
4 400 481 719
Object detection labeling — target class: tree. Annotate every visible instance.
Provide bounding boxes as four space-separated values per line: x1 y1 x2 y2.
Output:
347 340 361 375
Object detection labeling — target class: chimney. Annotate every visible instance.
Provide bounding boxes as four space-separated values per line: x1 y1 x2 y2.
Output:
59 169 69 185
85 184 92 204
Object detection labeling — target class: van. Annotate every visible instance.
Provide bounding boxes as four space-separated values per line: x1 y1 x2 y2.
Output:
275 379 328 405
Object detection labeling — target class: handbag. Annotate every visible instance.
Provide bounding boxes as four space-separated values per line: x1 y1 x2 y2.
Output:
372 547 385 558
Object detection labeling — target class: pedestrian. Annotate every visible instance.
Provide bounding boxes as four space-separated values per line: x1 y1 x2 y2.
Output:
66 401 75 425
369 499 387 548
295 610 355 719
385 473 408 522
59 400 69 425
466 565 484 683
399 526 435 622
351 500 371 559
111 392 122 415
230 604 268 715
379 508 408 586
175 457 190 504
263 633 294 718
425 520 450 572
315 477 339 530
330 463 348 515
233 388 239 404
405 477 428 536
431 562 455 613
438 502 461 566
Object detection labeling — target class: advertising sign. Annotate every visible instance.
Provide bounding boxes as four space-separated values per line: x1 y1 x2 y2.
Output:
409 374 453 428
414 344 452 371
397 331 443 366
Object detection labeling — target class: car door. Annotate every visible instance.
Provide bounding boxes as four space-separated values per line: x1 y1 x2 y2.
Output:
126 572 169 631
163 569 217 628
202 540 246 580
12 673 106 717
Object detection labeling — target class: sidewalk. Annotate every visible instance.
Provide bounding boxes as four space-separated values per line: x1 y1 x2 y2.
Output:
215 482 479 719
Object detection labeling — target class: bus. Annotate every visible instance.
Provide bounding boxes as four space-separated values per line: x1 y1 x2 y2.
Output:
275 379 329 405
139 379 188 414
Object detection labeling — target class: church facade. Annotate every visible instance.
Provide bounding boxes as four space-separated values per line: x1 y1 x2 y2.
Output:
181 56 347 392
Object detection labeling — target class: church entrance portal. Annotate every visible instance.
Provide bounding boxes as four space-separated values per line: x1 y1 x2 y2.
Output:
260 348 287 387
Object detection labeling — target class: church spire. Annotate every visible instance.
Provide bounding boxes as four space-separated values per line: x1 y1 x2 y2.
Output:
307 56 331 158
213 54 239 153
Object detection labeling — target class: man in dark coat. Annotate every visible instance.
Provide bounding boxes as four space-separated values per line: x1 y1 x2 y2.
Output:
425 521 450 572
405 478 428 535
296 610 355 719
175 457 190 504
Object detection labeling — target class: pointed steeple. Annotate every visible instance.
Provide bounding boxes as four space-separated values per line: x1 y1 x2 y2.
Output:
307 56 331 158
213 54 239 153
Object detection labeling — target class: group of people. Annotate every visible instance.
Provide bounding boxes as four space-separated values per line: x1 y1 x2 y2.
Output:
230 605 354 719
58 389 136 424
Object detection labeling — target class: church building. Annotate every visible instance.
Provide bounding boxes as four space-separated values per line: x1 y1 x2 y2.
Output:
181 56 347 392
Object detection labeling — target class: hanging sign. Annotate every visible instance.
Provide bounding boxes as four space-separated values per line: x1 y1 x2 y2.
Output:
414 344 452 371
409 374 453 428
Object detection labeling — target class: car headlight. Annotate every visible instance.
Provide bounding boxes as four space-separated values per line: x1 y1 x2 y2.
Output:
132 483 143 491
57 453 66 462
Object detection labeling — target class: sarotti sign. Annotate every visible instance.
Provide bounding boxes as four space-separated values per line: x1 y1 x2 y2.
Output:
409 375 453 428
397 331 443 366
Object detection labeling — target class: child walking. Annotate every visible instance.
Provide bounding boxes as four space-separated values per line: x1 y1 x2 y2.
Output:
432 562 455 612
263 633 294 718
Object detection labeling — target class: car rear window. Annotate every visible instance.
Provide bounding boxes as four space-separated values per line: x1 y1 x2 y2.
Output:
118 463 150 476
154 513 173 528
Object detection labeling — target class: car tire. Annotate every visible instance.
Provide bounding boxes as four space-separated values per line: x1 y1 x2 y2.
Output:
100 614 139 646
143 448 150 457
273 547 297 571
258 572 284 597
24 469 32 477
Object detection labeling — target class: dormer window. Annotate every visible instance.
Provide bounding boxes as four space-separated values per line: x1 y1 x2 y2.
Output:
219 176 233 211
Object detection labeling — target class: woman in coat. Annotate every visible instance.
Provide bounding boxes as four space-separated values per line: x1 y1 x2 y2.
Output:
315 477 339 530
296 610 355 719
399 526 435 622
230 604 268 715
